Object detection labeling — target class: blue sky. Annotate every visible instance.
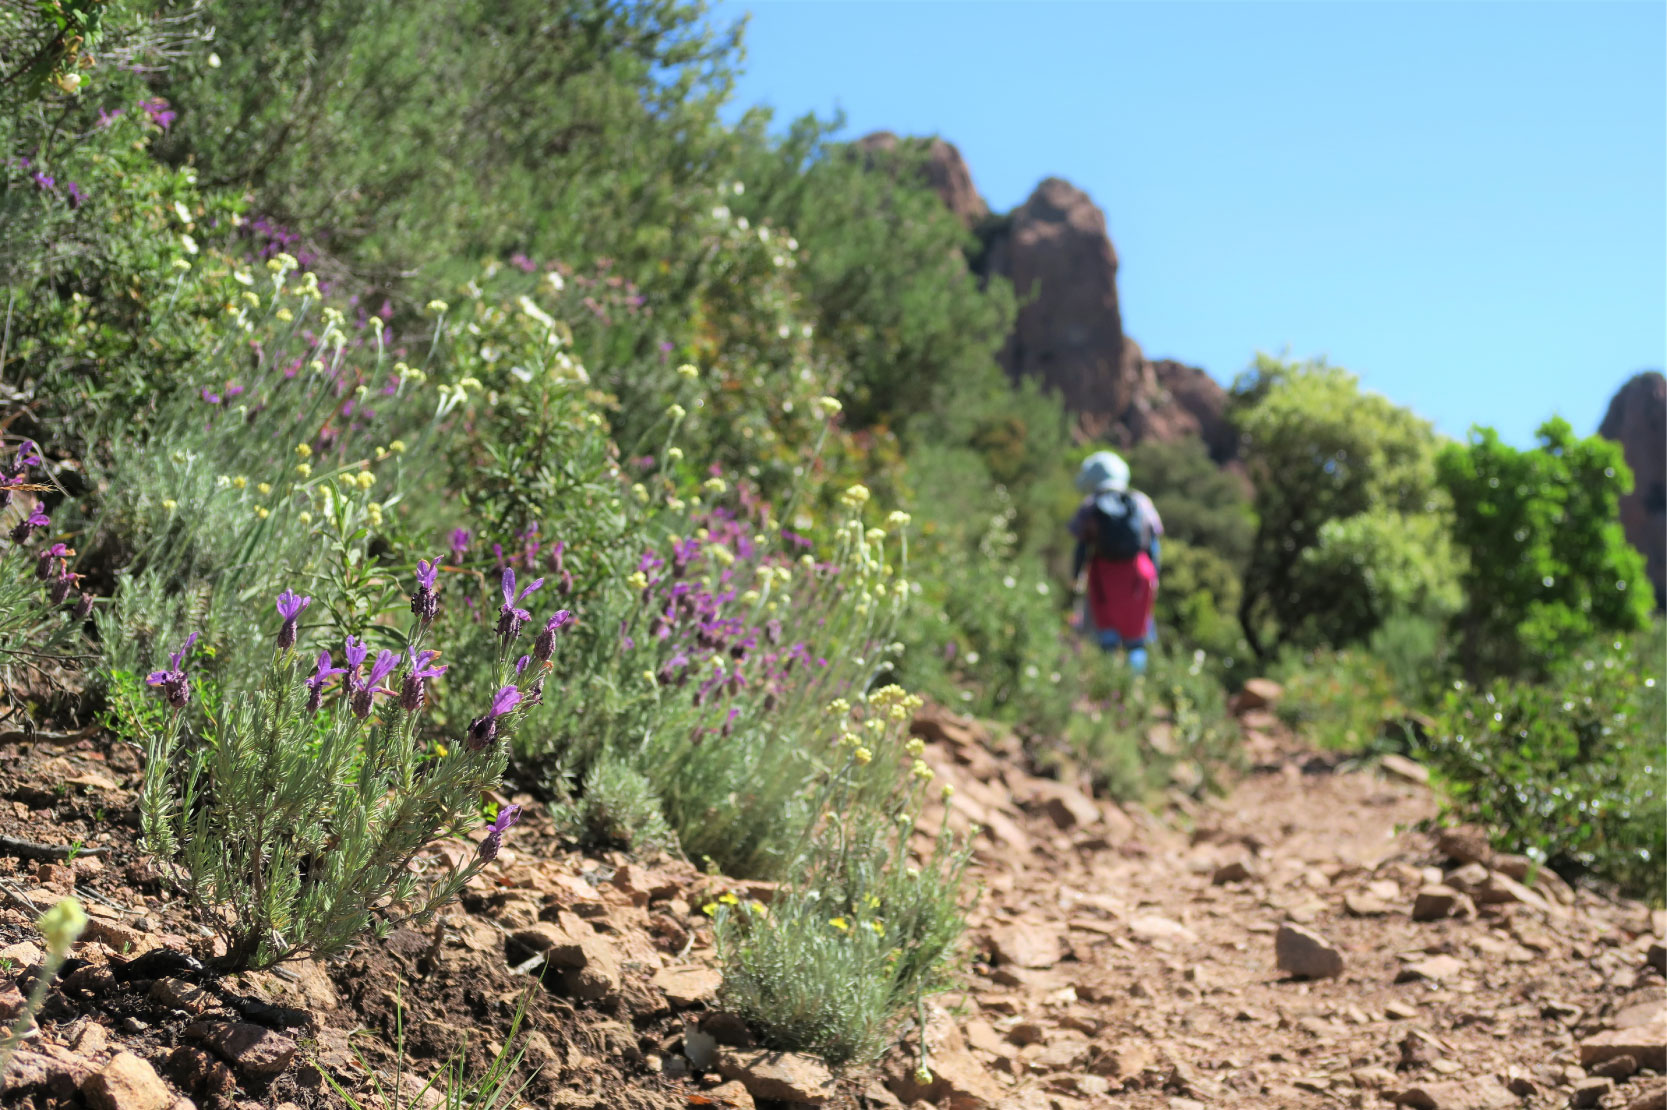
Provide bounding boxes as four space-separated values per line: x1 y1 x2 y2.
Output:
709 1 1665 445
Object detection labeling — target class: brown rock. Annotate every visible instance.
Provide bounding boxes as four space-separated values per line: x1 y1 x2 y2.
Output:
1435 825 1492 866
1580 1016 1667 1071
1395 1079 1516 1108
1129 915 1198 945
716 1049 837 1104
1213 859 1256 885
5 1045 95 1097
982 178 1131 439
150 978 213 1016
1091 1039 1155 1080
1027 779 1101 830
0 940 43 968
1591 1054 1638 1080
702 1079 755 1109
651 965 722 1009
198 1022 297 1079
854 132 988 229
1396 954 1467 983
83 918 154 955
1236 679 1284 711
1412 886 1469 922
963 1019 1009 1057
1648 940 1666 975
1570 1077 1614 1109
1380 755 1430 785
1275 922 1344 980
509 916 587 967
83 1052 173 1110
987 922 1064 969
1344 891 1392 917
1598 371 1666 607
1626 1087 1667 1110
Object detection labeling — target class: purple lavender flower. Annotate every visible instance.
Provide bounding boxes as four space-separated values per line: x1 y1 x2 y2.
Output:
466 685 522 750
399 648 448 712
35 542 69 581
73 593 94 621
48 566 78 605
10 505 49 544
343 635 369 683
411 558 441 626
532 610 572 663
31 171 54 192
478 803 522 862
449 528 471 564
546 539 574 595
305 650 347 713
350 650 401 719
64 181 86 209
10 442 40 474
140 97 176 131
146 632 198 710
495 567 544 645
275 589 311 651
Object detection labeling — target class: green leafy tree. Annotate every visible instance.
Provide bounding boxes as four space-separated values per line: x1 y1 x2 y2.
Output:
1437 418 1651 679
1232 355 1461 658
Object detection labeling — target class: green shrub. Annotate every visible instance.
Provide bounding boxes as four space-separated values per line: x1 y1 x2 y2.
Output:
1420 628 1664 898
1270 647 1404 752
712 686 973 1066
1438 418 1652 681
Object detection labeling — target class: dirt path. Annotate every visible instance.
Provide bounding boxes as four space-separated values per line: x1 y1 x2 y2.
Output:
895 709 1666 1110
0 705 1660 1110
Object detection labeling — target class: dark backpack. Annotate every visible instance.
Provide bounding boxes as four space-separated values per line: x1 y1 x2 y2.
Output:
1090 491 1149 562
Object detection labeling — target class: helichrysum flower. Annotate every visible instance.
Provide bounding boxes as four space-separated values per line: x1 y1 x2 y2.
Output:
467 684 522 750
411 558 441 626
426 299 448 316
478 803 522 862
145 632 198 710
816 396 842 416
666 403 686 421
840 484 870 509
905 738 925 757
911 760 934 781
853 747 872 765
400 648 448 713
274 589 311 651
676 363 699 380
305 649 347 713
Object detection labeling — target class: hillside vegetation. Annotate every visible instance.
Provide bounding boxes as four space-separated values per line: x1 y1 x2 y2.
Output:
0 0 1659 1093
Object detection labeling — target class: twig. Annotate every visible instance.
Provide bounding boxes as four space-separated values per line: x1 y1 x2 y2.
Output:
0 835 106 861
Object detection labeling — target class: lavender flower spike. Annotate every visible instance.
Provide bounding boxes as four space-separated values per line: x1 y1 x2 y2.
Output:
10 441 41 474
351 649 401 719
466 685 522 750
494 567 544 645
532 609 572 664
400 647 448 713
411 558 441 626
146 632 199 710
35 542 69 581
275 589 311 651
343 635 370 683
10 505 48 544
478 803 522 862
305 650 347 713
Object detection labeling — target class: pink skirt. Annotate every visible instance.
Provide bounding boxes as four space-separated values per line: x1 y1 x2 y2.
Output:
1087 553 1157 642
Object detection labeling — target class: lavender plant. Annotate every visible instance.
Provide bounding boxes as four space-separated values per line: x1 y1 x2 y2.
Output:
134 571 534 970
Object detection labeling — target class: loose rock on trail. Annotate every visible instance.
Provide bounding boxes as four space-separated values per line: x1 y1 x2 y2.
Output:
0 698 1659 1110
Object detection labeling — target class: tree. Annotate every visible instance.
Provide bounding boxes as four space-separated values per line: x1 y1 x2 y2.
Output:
1231 356 1461 658
1437 417 1652 679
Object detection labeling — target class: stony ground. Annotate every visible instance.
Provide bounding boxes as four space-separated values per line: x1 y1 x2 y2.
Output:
0 696 1660 1110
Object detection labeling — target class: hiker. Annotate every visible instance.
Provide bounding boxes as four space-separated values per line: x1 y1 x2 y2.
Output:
1069 450 1162 673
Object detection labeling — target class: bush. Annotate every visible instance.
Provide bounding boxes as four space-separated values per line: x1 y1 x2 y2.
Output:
130 570 527 969
1438 418 1652 681
712 686 972 1066
1421 626 1664 898
1270 648 1405 753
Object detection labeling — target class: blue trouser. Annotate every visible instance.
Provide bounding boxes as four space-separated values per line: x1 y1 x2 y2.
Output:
1083 603 1157 674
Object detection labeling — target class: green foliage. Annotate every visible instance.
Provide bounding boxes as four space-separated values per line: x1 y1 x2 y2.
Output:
1421 627 1664 898
713 686 973 1066
551 751 675 856
1117 439 1253 570
1058 648 1241 801
1438 417 1652 680
1232 355 1461 657
1270 648 1404 753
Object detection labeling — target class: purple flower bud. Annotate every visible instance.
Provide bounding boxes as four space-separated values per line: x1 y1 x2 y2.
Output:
73 593 94 621
400 648 447 713
275 589 311 651
306 649 346 713
449 529 471 564
351 650 401 719
10 505 49 545
145 632 199 710
411 558 441 625
467 685 522 751
48 567 77 605
35 543 68 581
532 610 572 663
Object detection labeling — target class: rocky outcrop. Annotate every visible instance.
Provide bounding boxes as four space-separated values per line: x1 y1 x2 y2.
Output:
1117 346 1238 463
982 177 1132 440
1598 371 1666 608
854 131 988 228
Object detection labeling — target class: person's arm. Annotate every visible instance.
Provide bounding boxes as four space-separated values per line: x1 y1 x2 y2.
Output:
1072 537 1088 581
1147 535 1161 575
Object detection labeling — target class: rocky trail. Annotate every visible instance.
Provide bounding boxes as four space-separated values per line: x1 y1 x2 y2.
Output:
0 695 1659 1110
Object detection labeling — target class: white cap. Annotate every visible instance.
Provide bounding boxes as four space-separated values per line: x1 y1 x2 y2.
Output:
1075 450 1129 494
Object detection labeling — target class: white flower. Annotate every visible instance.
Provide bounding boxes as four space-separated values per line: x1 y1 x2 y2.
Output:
517 294 555 330
180 233 198 255
545 270 565 293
